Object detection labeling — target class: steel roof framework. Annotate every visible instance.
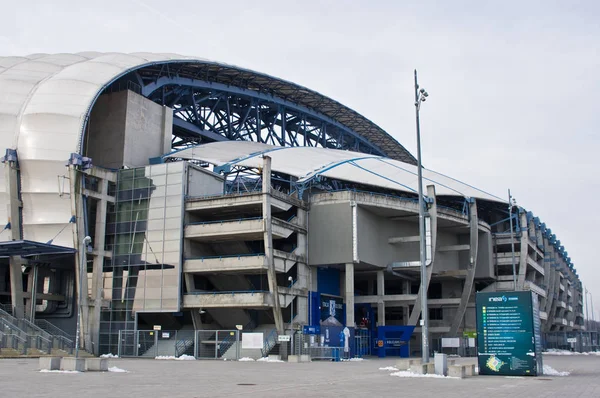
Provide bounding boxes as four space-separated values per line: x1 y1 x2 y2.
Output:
114 62 417 164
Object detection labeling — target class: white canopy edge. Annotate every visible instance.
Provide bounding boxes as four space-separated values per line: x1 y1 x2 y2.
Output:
165 142 504 203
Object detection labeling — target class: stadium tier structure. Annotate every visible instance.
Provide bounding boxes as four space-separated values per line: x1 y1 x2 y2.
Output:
0 53 586 357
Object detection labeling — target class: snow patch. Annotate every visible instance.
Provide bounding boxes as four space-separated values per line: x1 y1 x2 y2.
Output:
256 357 284 363
390 371 459 379
379 366 399 371
100 353 119 358
238 357 255 362
543 365 570 377
39 370 80 374
341 357 365 362
176 355 196 361
108 366 128 373
544 349 600 356
155 355 196 361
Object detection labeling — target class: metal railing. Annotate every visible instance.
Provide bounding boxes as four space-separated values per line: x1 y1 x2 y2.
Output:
34 319 75 353
0 331 28 355
187 217 263 226
261 329 278 357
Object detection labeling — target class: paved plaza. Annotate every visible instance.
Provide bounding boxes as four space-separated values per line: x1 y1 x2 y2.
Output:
1 355 599 397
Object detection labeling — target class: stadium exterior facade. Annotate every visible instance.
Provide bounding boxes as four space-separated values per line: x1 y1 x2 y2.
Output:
0 52 588 357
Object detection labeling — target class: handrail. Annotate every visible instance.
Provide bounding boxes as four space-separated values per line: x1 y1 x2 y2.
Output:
187 217 263 226
261 329 278 357
187 290 269 296
186 253 265 261
35 319 75 344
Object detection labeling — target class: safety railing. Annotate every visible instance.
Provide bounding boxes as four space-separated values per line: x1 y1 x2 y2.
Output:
185 253 265 261
34 319 75 352
187 217 263 226
261 329 278 357
0 331 28 355
187 290 269 295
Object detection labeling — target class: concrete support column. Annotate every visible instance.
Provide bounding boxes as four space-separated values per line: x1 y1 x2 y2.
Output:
262 156 284 333
377 270 385 326
345 263 355 327
449 199 479 336
90 177 109 355
517 212 528 290
5 152 24 318
9 256 24 318
408 185 438 326
69 165 91 352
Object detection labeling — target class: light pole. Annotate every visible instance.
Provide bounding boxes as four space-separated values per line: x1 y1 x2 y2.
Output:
288 276 294 355
75 235 91 359
585 286 590 332
508 190 518 290
414 69 429 363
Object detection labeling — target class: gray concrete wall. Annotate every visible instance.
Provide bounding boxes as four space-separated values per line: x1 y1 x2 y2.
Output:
308 202 353 265
123 91 172 167
357 206 460 269
87 91 128 168
475 231 494 279
86 90 172 169
187 166 223 198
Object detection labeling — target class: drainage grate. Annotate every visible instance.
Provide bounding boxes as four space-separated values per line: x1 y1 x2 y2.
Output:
237 383 256 386
537 378 553 381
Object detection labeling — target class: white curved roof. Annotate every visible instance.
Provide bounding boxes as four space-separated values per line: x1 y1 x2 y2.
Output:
165 142 504 202
0 52 202 245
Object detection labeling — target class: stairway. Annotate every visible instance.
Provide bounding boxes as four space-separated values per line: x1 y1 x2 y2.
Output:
0 306 74 356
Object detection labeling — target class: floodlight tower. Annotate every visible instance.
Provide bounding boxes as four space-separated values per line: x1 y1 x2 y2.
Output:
414 70 430 363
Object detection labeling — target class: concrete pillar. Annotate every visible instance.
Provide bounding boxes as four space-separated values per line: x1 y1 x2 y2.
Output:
69 165 91 352
183 273 203 330
517 212 528 290
449 199 478 336
377 270 385 326
90 177 108 355
4 152 25 318
345 263 355 327
262 156 284 333
8 256 24 318
408 185 438 326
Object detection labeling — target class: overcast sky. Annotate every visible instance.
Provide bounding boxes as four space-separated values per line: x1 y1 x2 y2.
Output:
2 0 599 317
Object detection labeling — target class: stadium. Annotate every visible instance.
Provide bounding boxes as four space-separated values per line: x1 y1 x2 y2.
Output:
0 52 589 358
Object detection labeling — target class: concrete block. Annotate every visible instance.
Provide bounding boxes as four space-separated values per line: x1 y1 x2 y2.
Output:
426 363 435 374
300 355 311 363
448 359 456 366
61 357 86 372
410 364 428 375
86 358 108 371
464 364 476 377
39 357 61 370
288 355 299 363
396 358 421 370
448 365 465 379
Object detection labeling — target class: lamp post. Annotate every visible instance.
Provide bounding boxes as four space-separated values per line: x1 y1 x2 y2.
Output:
414 70 429 363
75 235 91 359
508 190 518 290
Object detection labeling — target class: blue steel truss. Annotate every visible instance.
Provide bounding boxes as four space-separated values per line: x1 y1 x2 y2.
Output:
103 62 417 164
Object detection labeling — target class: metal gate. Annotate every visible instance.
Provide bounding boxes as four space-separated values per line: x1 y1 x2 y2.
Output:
195 330 240 360
118 329 196 358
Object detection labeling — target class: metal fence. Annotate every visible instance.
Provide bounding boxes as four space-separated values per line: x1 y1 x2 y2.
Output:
117 329 240 360
544 331 599 352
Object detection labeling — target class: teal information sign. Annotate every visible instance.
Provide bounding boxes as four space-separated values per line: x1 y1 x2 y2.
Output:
476 291 543 376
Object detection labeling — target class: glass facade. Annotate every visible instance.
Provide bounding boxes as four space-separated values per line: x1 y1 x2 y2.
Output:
99 162 184 354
